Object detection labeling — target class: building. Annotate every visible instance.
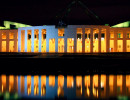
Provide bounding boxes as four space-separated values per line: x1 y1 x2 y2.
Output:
0 21 130 53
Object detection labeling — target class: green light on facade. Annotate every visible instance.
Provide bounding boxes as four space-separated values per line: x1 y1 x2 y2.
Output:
112 21 130 28
0 21 32 30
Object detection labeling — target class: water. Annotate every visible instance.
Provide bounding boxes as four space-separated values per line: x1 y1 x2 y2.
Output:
0 74 130 100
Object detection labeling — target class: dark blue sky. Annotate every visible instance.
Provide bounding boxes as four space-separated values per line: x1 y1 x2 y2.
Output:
0 0 130 26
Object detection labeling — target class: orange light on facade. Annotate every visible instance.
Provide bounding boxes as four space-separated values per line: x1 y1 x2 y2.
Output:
49 75 55 87
1 75 6 93
41 75 46 96
67 76 74 88
27 75 31 95
34 76 39 95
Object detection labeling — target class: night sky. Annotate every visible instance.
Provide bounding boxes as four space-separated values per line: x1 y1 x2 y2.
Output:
0 0 130 26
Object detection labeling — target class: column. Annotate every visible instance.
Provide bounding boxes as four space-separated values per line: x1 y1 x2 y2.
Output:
123 30 126 52
106 27 110 52
122 75 126 95
64 37 67 53
39 29 42 52
90 28 93 53
46 29 49 53
14 32 17 52
74 36 77 53
0 31 2 52
98 75 101 98
98 28 101 53
18 29 21 52
6 32 9 52
114 30 117 52
82 28 85 53
55 37 58 53
31 29 34 52
25 29 27 52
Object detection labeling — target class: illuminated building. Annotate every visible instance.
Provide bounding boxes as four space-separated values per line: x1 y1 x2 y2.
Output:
1 21 130 53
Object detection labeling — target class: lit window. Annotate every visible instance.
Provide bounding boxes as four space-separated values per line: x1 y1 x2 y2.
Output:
42 29 46 39
110 33 114 38
94 34 98 39
127 33 130 38
77 28 82 34
117 33 123 38
58 28 64 36
2 33 6 39
9 33 14 39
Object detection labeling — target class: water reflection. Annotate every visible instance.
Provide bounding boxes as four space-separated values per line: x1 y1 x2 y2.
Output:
0 74 130 99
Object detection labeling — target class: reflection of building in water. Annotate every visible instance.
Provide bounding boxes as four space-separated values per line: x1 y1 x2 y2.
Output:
117 75 123 95
49 75 55 87
84 75 90 97
101 75 106 98
1 74 130 99
20 76 25 94
1 75 6 93
41 75 46 96
67 76 74 88
34 76 39 95
27 75 31 95
57 75 64 97
76 76 82 97
109 75 114 96
93 75 98 98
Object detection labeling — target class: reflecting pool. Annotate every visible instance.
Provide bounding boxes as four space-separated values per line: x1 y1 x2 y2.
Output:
0 75 130 100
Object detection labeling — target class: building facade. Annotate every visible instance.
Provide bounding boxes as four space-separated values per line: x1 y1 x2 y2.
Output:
0 24 130 53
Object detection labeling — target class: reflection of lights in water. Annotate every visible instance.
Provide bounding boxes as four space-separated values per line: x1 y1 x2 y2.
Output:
81 87 82 95
57 87 61 97
87 87 90 96
2 84 3 93
41 87 46 96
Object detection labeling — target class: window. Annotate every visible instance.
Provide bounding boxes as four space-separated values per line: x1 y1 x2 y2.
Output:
127 33 130 38
110 33 114 38
94 34 98 39
28 34 31 40
101 33 105 38
2 33 6 39
85 34 87 39
77 34 82 39
117 33 123 38
58 28 64 36
9 33 14 39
